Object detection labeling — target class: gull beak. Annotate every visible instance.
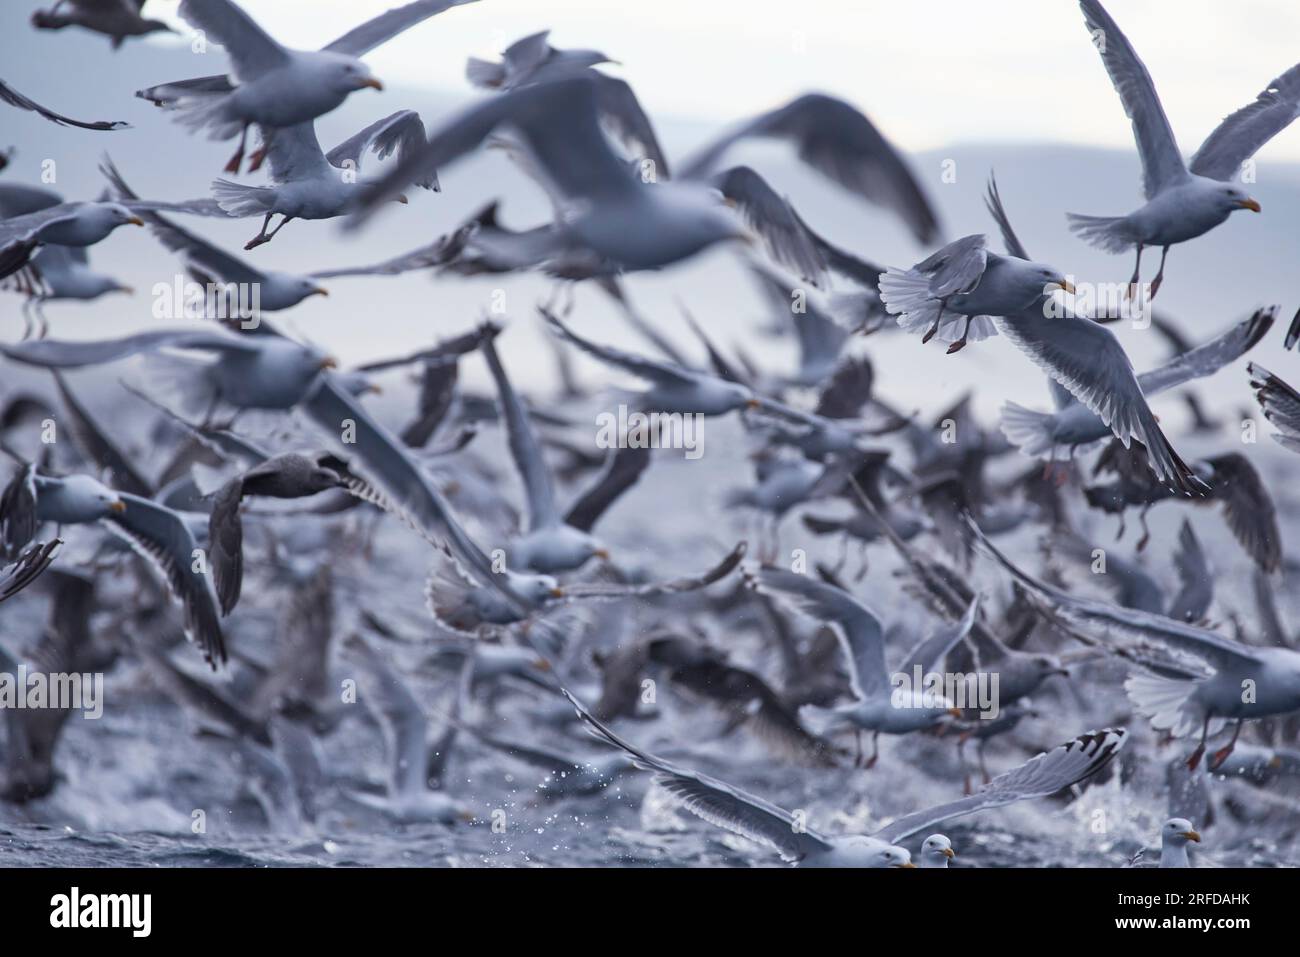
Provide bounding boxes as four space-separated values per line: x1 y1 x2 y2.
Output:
721 196 739 209
365 383 383 396
109 499 127 513
319 357 338 370
745 398 762 410
1050 279 1077 295
1270 754 1284 769
117 285 134 295
594 548 611 560
533 658 553 673
1182 830 1201 843
360 77 384 91
895 862 917 869
127 216 145 227
549 587 566 599
457 809 475 823
947 707 963 717
312 286 329 297
1237 198 1261 212
394 194 409 205
943 847 956 859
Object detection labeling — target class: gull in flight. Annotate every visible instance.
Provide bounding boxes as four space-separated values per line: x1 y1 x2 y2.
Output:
564 688 1125 866
140 0 476 173
31 0 174 48
0 76 129 130
1066 0 1299 298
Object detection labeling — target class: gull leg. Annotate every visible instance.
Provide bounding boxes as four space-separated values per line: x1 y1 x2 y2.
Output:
863 731 880 770
1136 507 1152 552
1148 246 1170 299
245 212 274 250
1125 243 1144 300
224 124 249 175
1186 714 1211 770
945 315 973 354
853 730 863 768
1209 719 1244 771
921 298 947 344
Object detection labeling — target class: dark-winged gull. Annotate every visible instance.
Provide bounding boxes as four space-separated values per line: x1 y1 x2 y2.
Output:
0 76 129 130
1066 0 1297 298
145 0 475 173
678 92 941 245
31 0 173 47
565 688 1125 865
0 463 225 667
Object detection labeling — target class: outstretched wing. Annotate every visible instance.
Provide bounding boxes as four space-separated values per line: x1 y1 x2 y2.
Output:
176 0 290 83
105 493 226 668
1190 62 1300 181
874 727 1128 843
560 542 746 600
327 110 438 190
323 0 479 58
1077 0 1187 198
563 688 833 861
0 77 129 130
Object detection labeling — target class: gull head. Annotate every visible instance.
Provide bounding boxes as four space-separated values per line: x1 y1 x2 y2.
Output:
63 474 127 519
320 53 384 95
1029 262 1075 298
1162 818 1201 847
921 834 956 865
1218 183 1261 214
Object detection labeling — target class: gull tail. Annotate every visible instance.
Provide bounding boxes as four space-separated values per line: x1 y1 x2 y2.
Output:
999 402 1060 459
1124 672 1221 739
877 267 995 343
1065 213 1138 253
465 57 506 89
211 179 275 217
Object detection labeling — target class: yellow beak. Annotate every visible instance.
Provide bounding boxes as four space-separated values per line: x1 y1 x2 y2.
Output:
1051 279 1077 294
395 194 410 205
1238 198 1261 212
942 847 956 859
594 548 611 560
947 707 963 717
360 77 384 91
127 216 145 227
109 500 127 513
319 357 338 370
745 397 762 410
1183 830 1201 843
549 587 566 599
312 287 329 297
896 862 917 869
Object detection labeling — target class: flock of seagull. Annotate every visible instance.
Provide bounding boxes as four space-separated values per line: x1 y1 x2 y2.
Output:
2 0 1300 868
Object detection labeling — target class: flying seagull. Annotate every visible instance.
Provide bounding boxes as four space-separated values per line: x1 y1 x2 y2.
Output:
1067 0 1295 298
564 688 1125 865
31 1 174 48
142 0 476 173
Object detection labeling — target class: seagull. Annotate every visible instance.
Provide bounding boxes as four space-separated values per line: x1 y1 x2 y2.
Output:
144 0 475 174
936 174 1208 496
750 567 979 767
999 307 1274 467
919 834 957 868
968 513 1300 772
1158 817 1202 868
101 159 331 310
564 688 1125 866
879 232 1075 353
3 245 132 340
1066 0 1296 299
466 29 617 92
481 333 646 574
207 451 352 614
0 199 143 283
350 75 752 272
31 0 174 48
0 463 225 667
0 328 338 419
0 76 129 130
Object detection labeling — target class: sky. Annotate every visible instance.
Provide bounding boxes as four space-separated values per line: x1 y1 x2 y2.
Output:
138 0 1300 160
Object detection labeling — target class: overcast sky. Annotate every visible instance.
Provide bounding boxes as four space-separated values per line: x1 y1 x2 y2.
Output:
143 0 1300 158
